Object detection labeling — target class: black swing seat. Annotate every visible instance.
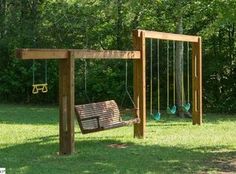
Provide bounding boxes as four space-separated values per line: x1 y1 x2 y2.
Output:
75 100 140 134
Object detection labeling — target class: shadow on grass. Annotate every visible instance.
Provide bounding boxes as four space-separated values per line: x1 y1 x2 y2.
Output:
0 135 235 174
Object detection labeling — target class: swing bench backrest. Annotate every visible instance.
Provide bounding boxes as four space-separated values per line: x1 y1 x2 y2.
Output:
75 100 128 134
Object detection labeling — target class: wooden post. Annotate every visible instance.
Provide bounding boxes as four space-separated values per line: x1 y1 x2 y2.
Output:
192 37 202 125
133 30 146 138
59 51 75 155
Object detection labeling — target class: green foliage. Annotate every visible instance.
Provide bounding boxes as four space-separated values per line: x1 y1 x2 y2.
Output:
0 0 235 112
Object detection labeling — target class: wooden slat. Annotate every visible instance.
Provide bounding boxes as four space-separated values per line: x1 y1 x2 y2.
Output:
16 49 68 59
75 100 122 132
16 49 141 60
136 30 200 43
72 50 141 59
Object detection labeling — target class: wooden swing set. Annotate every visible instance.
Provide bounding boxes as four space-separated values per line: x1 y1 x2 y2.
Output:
16 30 202 155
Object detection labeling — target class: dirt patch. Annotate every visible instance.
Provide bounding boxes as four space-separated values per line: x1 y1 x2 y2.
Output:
200 155 236 174
212 158 236 173
107 143 128 149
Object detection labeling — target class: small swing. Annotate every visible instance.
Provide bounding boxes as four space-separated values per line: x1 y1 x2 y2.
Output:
75 60 140 134
149 39 161 121
155 39 161 120
166 41 176 114
149 39 154 118
182 42 191 112
32 60 48 94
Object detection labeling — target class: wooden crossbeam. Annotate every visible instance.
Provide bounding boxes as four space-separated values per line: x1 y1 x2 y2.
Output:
137 30 200 43
16 49 68 60
16 49 141 60
71 50 140 59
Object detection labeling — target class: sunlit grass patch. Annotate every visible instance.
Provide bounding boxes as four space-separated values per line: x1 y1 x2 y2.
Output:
0 104 235 174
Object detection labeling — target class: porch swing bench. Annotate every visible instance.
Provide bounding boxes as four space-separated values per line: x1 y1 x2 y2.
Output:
75 100 140 134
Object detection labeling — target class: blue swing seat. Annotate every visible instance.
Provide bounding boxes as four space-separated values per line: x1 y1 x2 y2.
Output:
167 105 176 115
182 103 191 112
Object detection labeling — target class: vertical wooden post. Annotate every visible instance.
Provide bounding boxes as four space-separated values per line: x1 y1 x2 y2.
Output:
133 30 146 138
192 37 202 125
59 51 75 155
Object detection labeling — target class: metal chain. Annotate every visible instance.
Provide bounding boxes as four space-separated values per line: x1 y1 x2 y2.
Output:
173 41 176 105
32 60 48 85
45 60 48 83
167 40 169 108
182 43 185 105
32 59 35 85
157 39 160 113
84 60 91 102
150 39 153 115
121 60 136 109
187 42 190 103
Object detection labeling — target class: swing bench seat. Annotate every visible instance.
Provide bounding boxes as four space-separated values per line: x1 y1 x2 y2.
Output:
75 100 140 134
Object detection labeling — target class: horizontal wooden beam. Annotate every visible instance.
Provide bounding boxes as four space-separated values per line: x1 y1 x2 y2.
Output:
136 30 200 43
16 49 69 60
71 50 140 59
16 49 141 60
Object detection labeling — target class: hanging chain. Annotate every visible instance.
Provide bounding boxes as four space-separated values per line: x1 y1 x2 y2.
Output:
167 40 169 108
32 59 35 85
45 61 47 83
126 61 136 107
32 60 48 84
187 42 190 103
84 60 91 102
121 60 136 109
84 60 87 92
182 42 185 105
150 39 153 114
173 41 176 105
157 39 160 113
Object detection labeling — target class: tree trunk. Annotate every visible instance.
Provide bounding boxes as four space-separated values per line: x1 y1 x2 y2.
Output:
175 17 192 118
0 0 6 39
175 17 185 117
31 0 39 45
116 0 123 49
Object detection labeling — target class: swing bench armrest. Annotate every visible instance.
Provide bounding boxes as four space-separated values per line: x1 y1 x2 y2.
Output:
80 116 101 129
80 116 100 121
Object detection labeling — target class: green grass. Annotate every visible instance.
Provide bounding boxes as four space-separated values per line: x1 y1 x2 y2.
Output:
0 104 235 174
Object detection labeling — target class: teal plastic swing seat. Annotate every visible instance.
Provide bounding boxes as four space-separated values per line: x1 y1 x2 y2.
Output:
153 112 161 121
167 105 176 114
183 103 191 112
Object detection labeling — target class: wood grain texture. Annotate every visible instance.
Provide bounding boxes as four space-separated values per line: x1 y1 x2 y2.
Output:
75 100 140 134
16 49 141 60
16 49 68 59
133 30 146 138
59 51 75 155
75 100 120 131
72 50 141 59
136 30 200 43
192 37 202 125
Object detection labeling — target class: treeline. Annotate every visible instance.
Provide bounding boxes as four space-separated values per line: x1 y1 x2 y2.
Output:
0 0 235 113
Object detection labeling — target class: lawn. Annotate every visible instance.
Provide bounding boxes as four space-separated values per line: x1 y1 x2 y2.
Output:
0 104 235 174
